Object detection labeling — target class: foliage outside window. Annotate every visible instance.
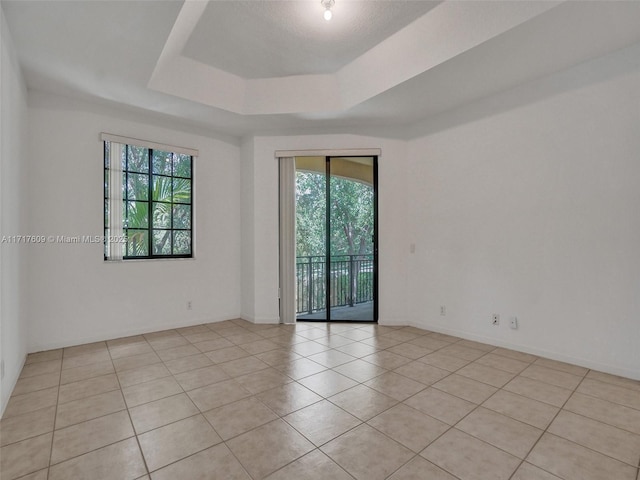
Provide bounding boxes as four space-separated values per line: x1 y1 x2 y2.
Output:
104 142 193 259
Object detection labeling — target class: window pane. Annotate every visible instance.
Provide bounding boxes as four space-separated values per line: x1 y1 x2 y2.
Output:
172 178 191 204
127 173 149 201
174 154 191 178
126 201 149 228
104 199 109 227
104 169 109 199
152 150 173 175
173 231 191 255
152 230 172 255
152 202 171 228
127 146 149 173
104 142 110 168
126 229 149 257
173 204 191 229
152 175 173 203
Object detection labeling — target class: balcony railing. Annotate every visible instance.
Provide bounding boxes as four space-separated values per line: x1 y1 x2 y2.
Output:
296 254 374 315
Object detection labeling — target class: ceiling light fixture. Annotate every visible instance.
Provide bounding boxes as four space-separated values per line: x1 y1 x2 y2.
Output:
321 0 335 21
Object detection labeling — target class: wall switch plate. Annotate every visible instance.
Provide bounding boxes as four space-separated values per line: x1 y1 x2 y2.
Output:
187 301 192 310
492 314 500 325
440 306 446 316
510 317 518 329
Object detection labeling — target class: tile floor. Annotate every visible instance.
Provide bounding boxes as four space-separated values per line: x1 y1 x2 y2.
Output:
1 319 639 480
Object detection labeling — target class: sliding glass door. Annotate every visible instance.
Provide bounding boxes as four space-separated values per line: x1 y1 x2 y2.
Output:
295 156 377 322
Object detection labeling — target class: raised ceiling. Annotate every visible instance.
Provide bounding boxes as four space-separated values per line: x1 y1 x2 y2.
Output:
3 0 640 139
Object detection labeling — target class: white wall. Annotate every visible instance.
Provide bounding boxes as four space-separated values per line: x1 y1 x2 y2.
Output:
241 135 410 325
26 94 242 352
406 46 640 379
0 11 29 414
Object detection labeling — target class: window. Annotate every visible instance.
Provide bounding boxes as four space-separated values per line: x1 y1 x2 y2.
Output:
103 135 195 260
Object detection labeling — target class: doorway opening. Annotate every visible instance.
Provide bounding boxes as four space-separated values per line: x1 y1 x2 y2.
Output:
294 156 378 322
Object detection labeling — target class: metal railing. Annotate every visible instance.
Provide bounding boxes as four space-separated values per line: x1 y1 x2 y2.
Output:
296 254 374 315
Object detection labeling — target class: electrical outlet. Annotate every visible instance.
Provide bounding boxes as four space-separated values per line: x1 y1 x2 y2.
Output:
187 301 192 310
510 317 518 329
492 314 500 326
440 305 446 316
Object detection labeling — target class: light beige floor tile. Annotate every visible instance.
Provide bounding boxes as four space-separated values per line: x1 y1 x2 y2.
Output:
332 359 387 383
257 382 323 416
338 329 375 342
19 359 62 379
291 341 331 356
63 342 108 358
117 363 171 388
437 345 487 361
577 378 640 410
533 358 588 377
193 337 234 353
138 414 221 472
204 396 278 440
234 367 292 394
321 424 414 480
174 365 230 391
475 353 530 374
364 372 426 401
55 389 125 428
113 351 161 372
527 433 637 480
2 386 58 419
108 342 154 360
62 350 112 370
226 332 265 346
492 348 538 363
239 339 280 355
307 350 356 368
122 376 183 408
150 444 250 480
585 370 640 392
219 356 270 378
511 462 563 480
51 410 134 464
564 392 640 435
12 372 60 396
334 341 378 358
418 352 471 372
386 343 432 360
520 365 582 390
457 340 495 352
58 373 120 404
456 363 515 388
264 449 353 480
329 384 398 421
361 336 403 350
409 336 452 351
388 456 457 480
394 361 449 386
227 419 315 479
547 410 640 466
382 330 420 342
421 428 520 480
0 406 56 447
362 351 412 370
254 349 303 366
298 370 358 397
13 469 49 480
155 344 200 362
482 390 559 429
48 437 146 480
204 346 251 364
404 387 476 425
275 357 327 380
60 360 114 385
129 393 199 434
107 335 147 348
174 324 210 336
26 349 62 365
0 433 52 480
164 353 212 375
456 407 543 459
297 329 329 341
503 376 572 407
368 403 449 452
146 336 189 351
284 400 361 446
187 378 251 411
182 331 223 344
432 374 497 404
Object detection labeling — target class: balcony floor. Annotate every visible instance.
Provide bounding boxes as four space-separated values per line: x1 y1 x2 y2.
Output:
296 301 374 322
